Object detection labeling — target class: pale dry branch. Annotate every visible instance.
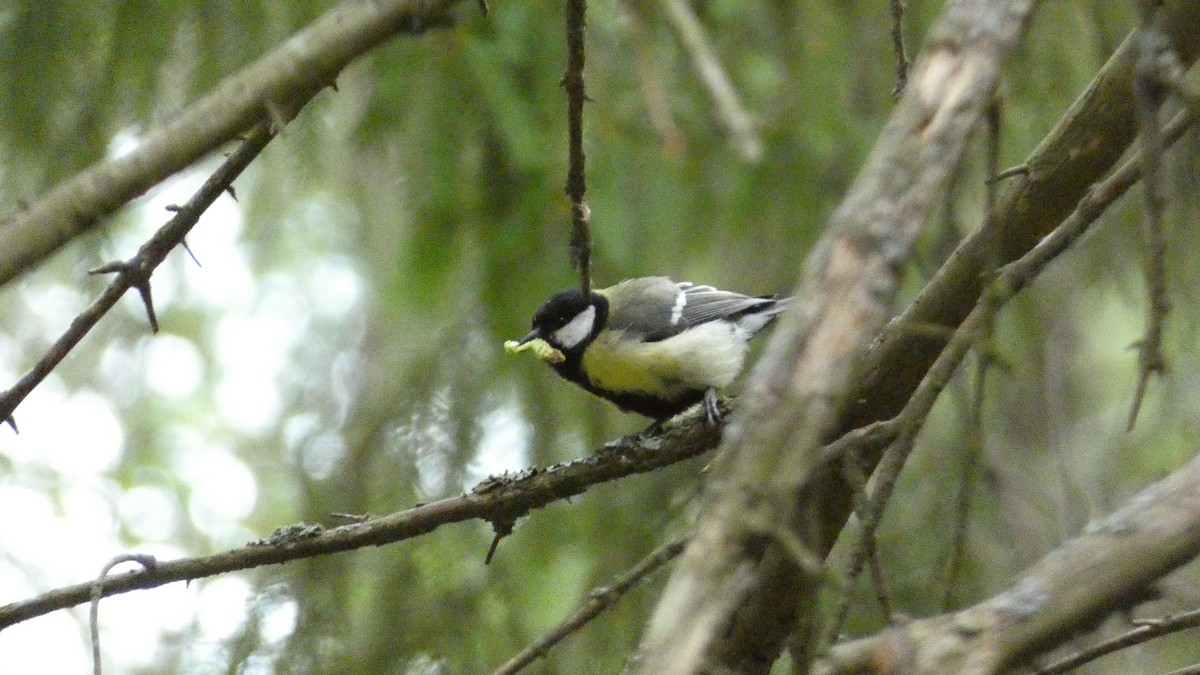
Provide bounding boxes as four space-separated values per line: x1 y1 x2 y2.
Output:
660 0 762 162
817 445 1200 674
635 1 1039 672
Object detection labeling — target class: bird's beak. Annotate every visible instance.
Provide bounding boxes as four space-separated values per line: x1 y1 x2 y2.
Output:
503 331 565 364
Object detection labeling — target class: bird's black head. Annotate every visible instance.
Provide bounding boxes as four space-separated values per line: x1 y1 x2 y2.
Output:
528 288 608 355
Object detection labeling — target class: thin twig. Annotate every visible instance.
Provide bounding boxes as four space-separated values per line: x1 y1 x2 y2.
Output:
0 122 276 429
90 554 157 675
492 538 687 675
1035 607 1200 674
890 0 909 97
944 100 1004 610
660 0 762 163
821 450 893 646
845 451 893 623
1127 11 1179 430
942 414 979 610
564 0 592 296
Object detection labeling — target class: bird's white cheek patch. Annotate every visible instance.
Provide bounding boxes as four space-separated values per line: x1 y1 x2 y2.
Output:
554 305 596 349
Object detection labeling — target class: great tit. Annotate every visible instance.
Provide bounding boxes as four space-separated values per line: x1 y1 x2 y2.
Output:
505 277 789 422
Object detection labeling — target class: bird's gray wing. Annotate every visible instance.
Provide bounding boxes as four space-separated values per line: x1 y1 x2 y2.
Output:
672 283 778 328
603 278 782 341
602 277 683 337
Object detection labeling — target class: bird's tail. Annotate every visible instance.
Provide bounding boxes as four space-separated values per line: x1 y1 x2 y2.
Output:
736 296 791 337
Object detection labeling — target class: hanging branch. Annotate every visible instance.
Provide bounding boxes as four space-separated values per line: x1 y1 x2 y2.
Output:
1126 2 1185 430
945 100 1006 611
564 0 593 296
90 554 157 675
0 122 277 430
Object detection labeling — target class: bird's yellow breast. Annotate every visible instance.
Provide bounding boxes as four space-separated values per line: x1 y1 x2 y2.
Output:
581 324 747 397
582 332 681 396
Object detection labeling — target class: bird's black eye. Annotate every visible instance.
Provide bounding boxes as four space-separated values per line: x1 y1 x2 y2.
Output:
533 288 589 333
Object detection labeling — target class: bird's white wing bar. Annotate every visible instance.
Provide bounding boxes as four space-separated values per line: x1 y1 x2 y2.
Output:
670 288 688 326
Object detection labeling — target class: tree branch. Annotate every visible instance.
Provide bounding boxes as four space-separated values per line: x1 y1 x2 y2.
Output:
0 122 276 426
847 0 1200 436
821 104 1196 648
806 0 1200 643
0 411 717 632
816 445 1200 675
634 2 1038 672
564 0 592 296
0 0 460 287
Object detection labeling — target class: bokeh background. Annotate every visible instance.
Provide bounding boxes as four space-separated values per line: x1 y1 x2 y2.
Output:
2 1 1200 672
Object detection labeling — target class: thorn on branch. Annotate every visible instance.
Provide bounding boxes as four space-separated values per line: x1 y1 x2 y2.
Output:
133 281 159 333
1127 338 1167 431
226 185 238 201
181 239 202 268
4 414 17 434
0 123 275 433
486 516 517 565
87 260 126 275
88 260 160 332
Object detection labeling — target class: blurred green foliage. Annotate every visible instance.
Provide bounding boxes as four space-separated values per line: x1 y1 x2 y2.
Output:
3 0 1200 673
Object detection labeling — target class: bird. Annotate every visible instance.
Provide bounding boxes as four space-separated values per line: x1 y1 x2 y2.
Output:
505 277 790 423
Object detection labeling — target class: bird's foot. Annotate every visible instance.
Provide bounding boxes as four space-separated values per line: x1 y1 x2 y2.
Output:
702 389 722 427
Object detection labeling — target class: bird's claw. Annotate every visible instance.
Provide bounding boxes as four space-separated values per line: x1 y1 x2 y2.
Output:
702 389 721 426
